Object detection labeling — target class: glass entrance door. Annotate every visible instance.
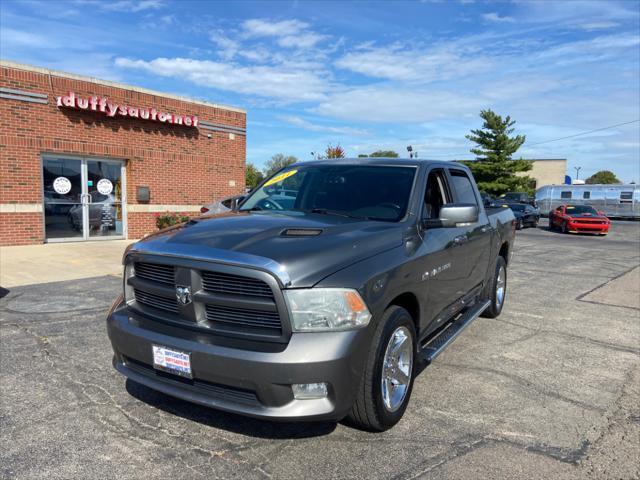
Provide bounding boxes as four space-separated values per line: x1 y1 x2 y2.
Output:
86 160 125 238
42 156 126 242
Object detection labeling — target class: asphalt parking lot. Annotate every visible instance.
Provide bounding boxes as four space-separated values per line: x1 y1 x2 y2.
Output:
1 220 639 480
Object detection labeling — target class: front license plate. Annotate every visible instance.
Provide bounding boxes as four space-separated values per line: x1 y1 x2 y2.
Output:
152 345 192 378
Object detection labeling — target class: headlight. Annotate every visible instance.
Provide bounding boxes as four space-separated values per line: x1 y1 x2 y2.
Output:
123 262 135 304
284 288 372 332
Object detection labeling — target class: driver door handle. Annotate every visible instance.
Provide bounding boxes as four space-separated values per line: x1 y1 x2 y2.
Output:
453 235 468 245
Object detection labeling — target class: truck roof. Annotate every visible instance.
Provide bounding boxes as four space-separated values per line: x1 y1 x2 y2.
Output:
291 157 459 168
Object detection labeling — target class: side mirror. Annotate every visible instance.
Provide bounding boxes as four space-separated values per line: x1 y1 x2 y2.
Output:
422 204 479 228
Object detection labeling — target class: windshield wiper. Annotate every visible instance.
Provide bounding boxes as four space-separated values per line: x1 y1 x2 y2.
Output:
308 208 370 220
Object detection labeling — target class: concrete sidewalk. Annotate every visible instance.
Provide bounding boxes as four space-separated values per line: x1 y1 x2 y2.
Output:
0 240 134 288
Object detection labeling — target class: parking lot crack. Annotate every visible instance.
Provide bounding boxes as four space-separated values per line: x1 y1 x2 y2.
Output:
494 318 639 355
441 363 606 413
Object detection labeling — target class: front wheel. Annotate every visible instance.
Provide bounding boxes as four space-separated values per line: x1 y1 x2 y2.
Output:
347 306 416 431
482 256 507 319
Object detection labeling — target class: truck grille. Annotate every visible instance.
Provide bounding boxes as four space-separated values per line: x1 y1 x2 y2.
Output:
134 262 175 285
201 271 273 298
128 258 286 341
134 289 178 313
205 304 282 334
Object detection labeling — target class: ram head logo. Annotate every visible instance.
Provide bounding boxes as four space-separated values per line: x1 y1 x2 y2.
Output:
175 285 192 305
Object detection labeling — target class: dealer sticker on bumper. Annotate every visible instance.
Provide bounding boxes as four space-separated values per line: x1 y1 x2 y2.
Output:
152 345 192 378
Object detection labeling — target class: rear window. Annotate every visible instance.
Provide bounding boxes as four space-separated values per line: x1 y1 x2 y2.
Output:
449 170 478 205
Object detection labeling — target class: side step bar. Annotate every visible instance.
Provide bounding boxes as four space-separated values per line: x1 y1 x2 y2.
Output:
419 300 491 364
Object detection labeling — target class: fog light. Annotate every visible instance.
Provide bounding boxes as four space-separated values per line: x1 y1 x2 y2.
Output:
292 383 328 399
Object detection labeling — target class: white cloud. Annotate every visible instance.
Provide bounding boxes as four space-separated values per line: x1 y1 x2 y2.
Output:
100 0 164 12
534 33 640 62
482 12 515 23
209 31 240 60
315 86 487 123
115 57 328 102
278 115 368 136
335 44 491 82
278 32 326 49
242 19 308 38
579 21 619 31
240 18 327 49
0 28 52 48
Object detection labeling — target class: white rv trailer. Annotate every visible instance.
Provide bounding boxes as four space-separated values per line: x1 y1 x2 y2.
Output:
535 184 640 218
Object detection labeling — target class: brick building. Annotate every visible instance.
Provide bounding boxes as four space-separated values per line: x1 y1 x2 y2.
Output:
0 60 246 246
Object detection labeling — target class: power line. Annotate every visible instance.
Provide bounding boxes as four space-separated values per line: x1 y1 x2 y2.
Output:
428 118 640 159
526 119 640 147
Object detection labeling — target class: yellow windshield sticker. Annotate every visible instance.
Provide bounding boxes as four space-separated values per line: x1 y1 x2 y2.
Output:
264 170 297 187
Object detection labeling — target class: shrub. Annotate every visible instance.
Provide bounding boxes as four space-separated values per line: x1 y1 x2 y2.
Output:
155 212 189 230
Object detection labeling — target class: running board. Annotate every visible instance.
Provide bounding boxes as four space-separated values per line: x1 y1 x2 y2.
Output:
419 300 490 364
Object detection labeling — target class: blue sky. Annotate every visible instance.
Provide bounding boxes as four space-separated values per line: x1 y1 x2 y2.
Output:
1 0 639 182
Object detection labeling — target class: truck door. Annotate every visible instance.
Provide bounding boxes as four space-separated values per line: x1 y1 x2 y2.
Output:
446 168 492 297
415 168 461 334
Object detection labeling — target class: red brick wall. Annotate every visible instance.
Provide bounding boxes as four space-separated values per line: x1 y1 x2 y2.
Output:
0 64 246 245
0 213 42 245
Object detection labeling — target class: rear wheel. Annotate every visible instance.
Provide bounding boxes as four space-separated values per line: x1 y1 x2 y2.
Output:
347 306 416 431
482 256 507 319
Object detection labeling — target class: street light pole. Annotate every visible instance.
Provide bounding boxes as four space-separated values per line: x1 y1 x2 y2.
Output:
574 166 582 180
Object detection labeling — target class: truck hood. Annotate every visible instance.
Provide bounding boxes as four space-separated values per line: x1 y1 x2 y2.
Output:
127 211 404 287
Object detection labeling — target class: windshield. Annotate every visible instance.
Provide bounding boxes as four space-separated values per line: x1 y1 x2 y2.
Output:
503 193 524 200
240 164 416 222
508 204 526 212
565 205 598 215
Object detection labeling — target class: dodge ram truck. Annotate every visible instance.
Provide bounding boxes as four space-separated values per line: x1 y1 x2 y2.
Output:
107 158 516 431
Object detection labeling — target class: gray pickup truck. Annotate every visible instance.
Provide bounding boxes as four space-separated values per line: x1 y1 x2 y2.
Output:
107 158 515 431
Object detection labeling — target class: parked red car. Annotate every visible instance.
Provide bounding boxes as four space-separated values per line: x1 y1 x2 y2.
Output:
549 205 610 235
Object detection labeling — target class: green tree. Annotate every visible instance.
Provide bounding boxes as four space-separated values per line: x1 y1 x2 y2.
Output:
245 163 264 189
462 109 532 195
585 170 621 184
325 144 345 158
369 150 399 158
264 154 298 177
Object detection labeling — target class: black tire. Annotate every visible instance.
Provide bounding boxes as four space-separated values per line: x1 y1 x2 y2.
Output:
347 306 416 432
533 217 539 228
482 256 507 319
562 220 569 234
516 219 523 230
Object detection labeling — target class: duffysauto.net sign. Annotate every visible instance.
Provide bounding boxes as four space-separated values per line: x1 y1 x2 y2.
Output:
56 91 199 127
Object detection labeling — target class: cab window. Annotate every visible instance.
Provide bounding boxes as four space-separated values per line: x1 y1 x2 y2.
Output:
423 169 450 220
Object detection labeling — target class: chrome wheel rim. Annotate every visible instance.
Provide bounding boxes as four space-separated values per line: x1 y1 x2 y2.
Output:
496 265 506 308
381 326 413 412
